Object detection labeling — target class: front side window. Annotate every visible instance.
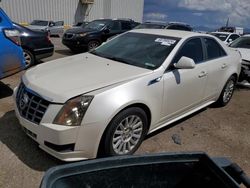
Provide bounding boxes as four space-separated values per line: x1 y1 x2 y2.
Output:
85 20 110 31
90 32 180 70
229 37 250 49
204 38 227 60
227 34 240 42
172 38 203 64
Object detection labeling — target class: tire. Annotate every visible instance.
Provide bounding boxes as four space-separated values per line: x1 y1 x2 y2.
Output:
215 75 236 106
103 107 148 157
23 49 35 69
87 40 100 51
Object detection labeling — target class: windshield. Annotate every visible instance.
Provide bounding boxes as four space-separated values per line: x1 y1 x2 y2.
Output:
30 20 49 26
211 33 229 41
229 37 250 49
135 23 166 29
84 20 109 30
90 32 179 70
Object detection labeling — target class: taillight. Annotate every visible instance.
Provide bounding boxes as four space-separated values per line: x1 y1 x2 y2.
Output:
3 29 21 46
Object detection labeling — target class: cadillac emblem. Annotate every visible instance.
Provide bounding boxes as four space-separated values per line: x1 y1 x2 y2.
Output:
19 92 29 110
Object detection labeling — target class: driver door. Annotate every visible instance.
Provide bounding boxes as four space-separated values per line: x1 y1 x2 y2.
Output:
160 38 208 123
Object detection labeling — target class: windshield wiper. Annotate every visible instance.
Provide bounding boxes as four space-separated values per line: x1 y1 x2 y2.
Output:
105 56 135 66
90 51 135 66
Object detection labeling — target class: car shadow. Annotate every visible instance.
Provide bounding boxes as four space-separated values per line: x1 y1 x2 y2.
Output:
0 110 62 171
0 82 13 99
55 49 79 56
145 108 207 140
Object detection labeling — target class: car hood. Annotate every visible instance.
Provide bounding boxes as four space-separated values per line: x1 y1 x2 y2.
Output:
22 53 152 103
26 25 47 30
65 27 100 34
237 48 250 61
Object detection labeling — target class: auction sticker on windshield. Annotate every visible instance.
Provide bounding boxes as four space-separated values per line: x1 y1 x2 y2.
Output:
155 38 176 46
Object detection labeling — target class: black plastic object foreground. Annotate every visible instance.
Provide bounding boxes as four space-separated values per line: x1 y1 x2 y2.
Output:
40 152 246 188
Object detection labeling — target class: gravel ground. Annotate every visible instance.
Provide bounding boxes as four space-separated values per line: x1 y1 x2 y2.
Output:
0 38 249 188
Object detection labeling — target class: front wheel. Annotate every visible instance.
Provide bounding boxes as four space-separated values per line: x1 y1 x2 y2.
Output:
87 40 100 51
216 76 236 106
103 107 148 156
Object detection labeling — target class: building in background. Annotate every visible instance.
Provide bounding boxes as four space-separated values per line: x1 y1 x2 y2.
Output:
0 0 144 25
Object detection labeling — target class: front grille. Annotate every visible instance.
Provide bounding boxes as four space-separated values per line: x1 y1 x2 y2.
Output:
16 82 50 125
64 33 74 39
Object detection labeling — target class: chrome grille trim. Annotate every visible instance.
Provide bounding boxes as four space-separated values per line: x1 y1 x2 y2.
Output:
16 82 50 125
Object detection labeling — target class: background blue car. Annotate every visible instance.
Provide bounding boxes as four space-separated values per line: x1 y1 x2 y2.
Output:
0 8 25 79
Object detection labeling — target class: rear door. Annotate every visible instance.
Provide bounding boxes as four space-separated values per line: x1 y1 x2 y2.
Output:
202 37 229 99
0 8 24 79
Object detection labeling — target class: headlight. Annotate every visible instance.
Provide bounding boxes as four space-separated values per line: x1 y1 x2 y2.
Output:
76 33 87 37
53 95 93 126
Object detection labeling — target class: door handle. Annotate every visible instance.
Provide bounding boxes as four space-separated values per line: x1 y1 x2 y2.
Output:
221 63 228 69
198 71 208 78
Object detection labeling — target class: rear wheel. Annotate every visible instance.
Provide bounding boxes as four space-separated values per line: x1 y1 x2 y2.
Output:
103 107 148 156
216 76 236 106
23 49 35 69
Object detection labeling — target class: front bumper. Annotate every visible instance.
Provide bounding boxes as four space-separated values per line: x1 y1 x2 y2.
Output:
13 87 103 161
62 37 88 49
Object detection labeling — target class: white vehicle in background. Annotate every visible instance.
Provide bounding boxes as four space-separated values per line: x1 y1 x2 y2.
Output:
210 32 240 45
13 30 241 161
27 20 64 36
229 35 250 87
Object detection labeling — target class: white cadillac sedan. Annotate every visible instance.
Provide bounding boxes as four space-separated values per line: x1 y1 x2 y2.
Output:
13 29 241 161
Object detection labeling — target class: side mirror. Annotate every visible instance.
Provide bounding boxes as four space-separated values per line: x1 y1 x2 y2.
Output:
49 23 55 27
174 56 195 69
228 38 233 42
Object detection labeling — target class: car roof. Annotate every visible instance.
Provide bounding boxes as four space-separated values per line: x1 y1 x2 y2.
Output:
130 29 210 39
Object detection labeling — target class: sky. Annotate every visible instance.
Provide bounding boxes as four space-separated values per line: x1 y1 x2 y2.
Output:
143 0 250 30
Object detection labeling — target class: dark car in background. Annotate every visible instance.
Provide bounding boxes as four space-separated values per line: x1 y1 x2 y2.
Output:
13 23 54 68
135 21 193 31
62 19 138 52
0 8 25 79
135 22 167 29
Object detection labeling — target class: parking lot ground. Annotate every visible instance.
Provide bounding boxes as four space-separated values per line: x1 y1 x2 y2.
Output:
0 38 250 188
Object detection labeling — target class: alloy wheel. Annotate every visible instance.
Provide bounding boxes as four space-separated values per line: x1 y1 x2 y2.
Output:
223 79 235 103
23 51 32 68
112 115 143 155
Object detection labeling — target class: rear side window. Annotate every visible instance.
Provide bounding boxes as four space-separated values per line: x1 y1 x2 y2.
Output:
173 38 203 64
204 38 226 60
